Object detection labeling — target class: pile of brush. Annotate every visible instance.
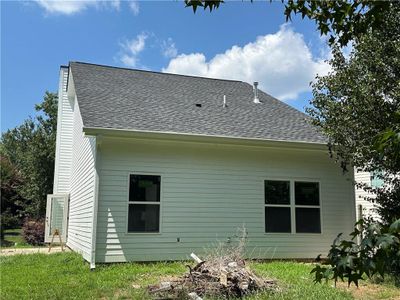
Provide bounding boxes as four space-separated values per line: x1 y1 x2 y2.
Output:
148 228 279 299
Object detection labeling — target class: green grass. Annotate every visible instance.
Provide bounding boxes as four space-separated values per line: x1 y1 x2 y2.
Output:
0 252 186 299
249 261 353 300
1 252 399 300
0 228 32 248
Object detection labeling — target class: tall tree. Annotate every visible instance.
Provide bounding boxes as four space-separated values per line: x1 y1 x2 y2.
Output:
0 155 24 239
1 92 58 218
307 5 400 223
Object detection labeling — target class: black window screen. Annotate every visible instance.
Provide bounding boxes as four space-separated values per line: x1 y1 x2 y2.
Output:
295 182 319 206
295 208 321 233
129 175 160 202
128 204 160 233
265 207 291 233
265 180 290 205
128 174 161 233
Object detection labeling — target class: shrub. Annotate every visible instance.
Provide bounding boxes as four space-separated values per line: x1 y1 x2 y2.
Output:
312 218 400 287
0 212 20 240
22 218 45 245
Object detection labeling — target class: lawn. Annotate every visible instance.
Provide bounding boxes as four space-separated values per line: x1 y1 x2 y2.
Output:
0 228 32 248
1 252 399 300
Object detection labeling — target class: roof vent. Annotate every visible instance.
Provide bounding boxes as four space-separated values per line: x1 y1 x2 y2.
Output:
195 103 202 108
253 82 261 104
223 95 227 108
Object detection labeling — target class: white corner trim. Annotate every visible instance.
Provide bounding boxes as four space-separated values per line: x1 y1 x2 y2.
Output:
90 138 100 269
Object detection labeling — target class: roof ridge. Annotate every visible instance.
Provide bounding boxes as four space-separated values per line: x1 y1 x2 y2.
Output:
69 61 243 83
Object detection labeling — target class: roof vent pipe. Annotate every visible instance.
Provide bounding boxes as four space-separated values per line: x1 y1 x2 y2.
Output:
223 95 227 108
253 82 261 104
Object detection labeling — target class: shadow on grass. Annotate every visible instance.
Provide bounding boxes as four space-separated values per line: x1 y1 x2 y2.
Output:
0 240 15 247
5 232 21 236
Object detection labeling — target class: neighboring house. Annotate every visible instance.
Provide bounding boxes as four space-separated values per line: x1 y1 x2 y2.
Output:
354 171 383 221
45 62 356 268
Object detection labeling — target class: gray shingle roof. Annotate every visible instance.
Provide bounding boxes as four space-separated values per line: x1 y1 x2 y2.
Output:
69 62 326 144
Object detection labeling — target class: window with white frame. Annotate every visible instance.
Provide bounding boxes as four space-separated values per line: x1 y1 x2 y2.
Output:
265 180 321 233
128 174 161 233
265 180 291 233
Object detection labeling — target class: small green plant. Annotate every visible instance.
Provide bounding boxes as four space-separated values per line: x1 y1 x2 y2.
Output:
312 218 400 287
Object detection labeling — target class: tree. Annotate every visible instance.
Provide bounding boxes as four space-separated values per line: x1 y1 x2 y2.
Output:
0 156 24 240
306 4 400 224
1 92 58 218
185 0 396 46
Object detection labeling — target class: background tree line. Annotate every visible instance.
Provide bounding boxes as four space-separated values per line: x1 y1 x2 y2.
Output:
1 92 57 239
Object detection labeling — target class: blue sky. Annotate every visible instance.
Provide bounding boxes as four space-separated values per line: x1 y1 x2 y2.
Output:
1 1 330 132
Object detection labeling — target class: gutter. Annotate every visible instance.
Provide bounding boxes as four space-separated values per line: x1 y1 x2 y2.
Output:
82 126 328 151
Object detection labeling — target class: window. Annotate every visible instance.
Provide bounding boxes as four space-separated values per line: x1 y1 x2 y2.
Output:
295 182 321 233
128 174 160 233
265 180 321 234
265 180 291 233
370 171 384 188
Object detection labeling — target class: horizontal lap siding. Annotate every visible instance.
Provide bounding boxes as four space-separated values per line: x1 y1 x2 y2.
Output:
67 100 96 262
53 67 73 193
354 171 380 220
96 139 355 262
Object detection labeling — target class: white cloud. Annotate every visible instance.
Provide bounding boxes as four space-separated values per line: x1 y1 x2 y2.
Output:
163 25 330 101
161 38 178 58
129 1 140 16
118 32 148 67
35 0 120 15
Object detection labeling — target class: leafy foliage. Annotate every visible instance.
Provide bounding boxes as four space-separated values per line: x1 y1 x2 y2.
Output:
307 5 400 224
184 1 396 46
21 218 45 246
0 156 25 239
373 179 400 226
312 219 400 287
1 92 58 219
184 0 223 12
284 0 394 46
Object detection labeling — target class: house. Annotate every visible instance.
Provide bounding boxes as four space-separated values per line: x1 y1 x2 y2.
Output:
354 171 383 221
45 62 356 268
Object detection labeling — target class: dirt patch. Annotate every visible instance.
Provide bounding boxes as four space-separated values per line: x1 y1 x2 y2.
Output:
0 246 69 256
337 281 400 300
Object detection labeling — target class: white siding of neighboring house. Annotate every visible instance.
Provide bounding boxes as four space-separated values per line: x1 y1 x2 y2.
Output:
95 137 356 263
53 67 73 194
354 171 380 220
66 97 97 264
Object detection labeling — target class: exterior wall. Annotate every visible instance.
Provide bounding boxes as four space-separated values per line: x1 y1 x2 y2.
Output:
66 98 97 263
53 67 74 194
95 137 356 263
354 171 380 220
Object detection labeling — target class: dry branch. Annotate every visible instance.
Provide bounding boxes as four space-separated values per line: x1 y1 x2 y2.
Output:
148 227 279 299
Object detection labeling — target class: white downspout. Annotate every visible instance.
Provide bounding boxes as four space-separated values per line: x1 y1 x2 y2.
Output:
90 135 101 269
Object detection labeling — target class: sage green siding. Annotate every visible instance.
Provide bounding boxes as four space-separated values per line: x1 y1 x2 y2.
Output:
95 137 355 263
66 99 97 262
52 68 97 264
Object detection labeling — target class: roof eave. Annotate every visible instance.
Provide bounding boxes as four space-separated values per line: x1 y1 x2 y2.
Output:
83 126 328 151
